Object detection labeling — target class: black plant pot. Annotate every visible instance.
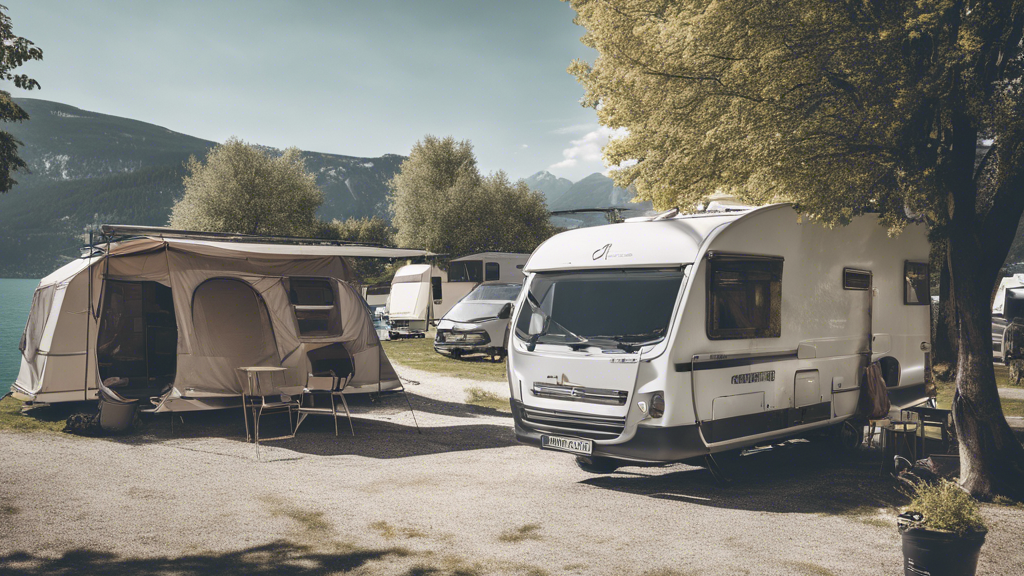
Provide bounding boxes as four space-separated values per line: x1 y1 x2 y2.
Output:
900 526 986 576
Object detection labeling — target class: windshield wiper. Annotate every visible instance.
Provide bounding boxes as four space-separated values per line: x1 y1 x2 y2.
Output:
589 334 666 353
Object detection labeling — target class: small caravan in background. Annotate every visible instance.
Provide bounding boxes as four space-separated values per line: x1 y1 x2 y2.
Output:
992 274 1024 362
507 204 931 475
387 252 529 338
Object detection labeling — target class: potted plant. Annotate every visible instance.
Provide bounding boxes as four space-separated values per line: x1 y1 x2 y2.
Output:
898 480 987 576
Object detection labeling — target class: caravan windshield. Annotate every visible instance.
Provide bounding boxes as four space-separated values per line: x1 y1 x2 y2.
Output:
514 269 685 350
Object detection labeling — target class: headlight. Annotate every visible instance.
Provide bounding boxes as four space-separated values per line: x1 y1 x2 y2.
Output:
649 393 665 418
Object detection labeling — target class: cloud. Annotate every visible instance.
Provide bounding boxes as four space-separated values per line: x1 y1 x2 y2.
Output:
520 144 529 149
550 122 600 135
549 126 627 170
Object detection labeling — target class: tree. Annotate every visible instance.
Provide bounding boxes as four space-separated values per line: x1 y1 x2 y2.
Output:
322 216 397 283
389 135 556 256
0 4 43 194
568 0 1024 500
170 138 323 237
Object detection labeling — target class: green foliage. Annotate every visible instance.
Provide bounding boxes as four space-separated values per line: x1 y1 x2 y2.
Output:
389 135 556 256
0 4 43 193
905 479 987 535
567 1 1024 233
324 215 395 246
170 138 324 236
321 216 397 283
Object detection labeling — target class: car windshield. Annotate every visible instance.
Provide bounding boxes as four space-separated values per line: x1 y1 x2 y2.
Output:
514 269 686 351
464 283 521 302
445 302 506 323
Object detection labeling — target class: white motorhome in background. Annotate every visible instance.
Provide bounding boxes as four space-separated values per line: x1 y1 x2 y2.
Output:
386 252 529 338
992 274 1024 362
507 204 931 475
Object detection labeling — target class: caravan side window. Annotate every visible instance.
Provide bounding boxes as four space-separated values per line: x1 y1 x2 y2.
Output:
288 277 340 337
485 262 500 281
706 255 783 340
904 261 930 305
448 261 483 283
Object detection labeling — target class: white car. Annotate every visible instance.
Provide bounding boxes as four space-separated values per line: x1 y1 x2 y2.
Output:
434 282 522 360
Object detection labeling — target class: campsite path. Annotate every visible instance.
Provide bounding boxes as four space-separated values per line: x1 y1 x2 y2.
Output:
998 386 1024 400
1 365 1023 576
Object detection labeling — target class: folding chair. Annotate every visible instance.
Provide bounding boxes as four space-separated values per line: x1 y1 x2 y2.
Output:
238 366 297 460
295 344 356 436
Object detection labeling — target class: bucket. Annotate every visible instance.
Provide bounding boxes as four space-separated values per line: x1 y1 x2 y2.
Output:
900 526 986 576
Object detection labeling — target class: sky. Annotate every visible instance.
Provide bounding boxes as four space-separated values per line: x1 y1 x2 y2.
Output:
7 0 618 182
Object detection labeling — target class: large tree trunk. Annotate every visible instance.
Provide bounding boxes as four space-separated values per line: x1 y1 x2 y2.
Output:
932 241 958 375
948 236 1024 501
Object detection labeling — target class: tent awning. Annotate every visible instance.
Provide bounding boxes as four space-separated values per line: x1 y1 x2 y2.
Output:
97 225 431 259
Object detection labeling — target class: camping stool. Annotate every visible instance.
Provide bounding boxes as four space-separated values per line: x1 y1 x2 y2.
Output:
237 366 296 460
900 406 952 457
881 420 920 476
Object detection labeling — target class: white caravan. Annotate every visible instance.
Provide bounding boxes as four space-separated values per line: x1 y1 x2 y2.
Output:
507 204 930 473
386 252 529 337
12 225 428 412
992 274 1024 362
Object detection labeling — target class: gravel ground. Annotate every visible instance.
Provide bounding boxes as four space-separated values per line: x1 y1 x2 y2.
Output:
1 364 1023 576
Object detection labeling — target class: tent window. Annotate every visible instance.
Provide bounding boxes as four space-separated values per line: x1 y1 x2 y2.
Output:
288 277 341 337
843 268 872 290
485 262 500 281
193 279 277 362
20 285 56 360
706 255 783 340
449 261 482 283
904 261 929 305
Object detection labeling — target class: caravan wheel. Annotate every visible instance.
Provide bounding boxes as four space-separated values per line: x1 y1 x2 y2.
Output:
575 455 620 474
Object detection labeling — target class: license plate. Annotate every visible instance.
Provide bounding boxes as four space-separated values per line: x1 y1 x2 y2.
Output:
540 434 592 455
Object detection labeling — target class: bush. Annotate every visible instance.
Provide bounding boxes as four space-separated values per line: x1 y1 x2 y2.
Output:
905 480 987 535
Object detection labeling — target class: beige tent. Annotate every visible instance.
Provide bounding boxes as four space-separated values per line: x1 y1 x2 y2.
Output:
13 226 429 412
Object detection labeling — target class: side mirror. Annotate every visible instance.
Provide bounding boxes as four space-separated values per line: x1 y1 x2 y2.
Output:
497 302 512 320
528 311 548 335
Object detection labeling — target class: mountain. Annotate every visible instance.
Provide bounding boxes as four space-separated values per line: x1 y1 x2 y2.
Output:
0 99 405 277
548 172 653 212
524 171 573 206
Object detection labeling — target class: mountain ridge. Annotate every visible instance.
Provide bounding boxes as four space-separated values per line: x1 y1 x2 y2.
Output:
0 99 408 277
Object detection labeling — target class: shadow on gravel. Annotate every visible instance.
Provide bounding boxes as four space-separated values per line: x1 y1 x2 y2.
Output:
80 391 520 459
0 540 413 576
582 440 907 515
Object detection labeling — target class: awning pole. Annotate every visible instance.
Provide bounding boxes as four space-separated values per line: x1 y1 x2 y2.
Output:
85 230 92 402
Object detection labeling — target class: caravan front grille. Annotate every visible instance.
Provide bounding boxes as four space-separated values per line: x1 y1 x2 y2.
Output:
519 405 626 440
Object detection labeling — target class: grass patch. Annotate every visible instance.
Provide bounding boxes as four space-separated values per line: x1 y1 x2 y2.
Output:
992 495 1024 509
934 380 1024 418
382 329 507 382
370 520 427 539
0 397 67 433
498 523 542 543
820 504 895 529
785 561 837 576
465 387 510 413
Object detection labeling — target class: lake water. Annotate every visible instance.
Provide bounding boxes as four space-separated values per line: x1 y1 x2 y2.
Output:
0 279 38 395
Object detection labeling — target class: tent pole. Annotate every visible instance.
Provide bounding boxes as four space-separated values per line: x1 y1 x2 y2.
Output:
85 230 92 402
